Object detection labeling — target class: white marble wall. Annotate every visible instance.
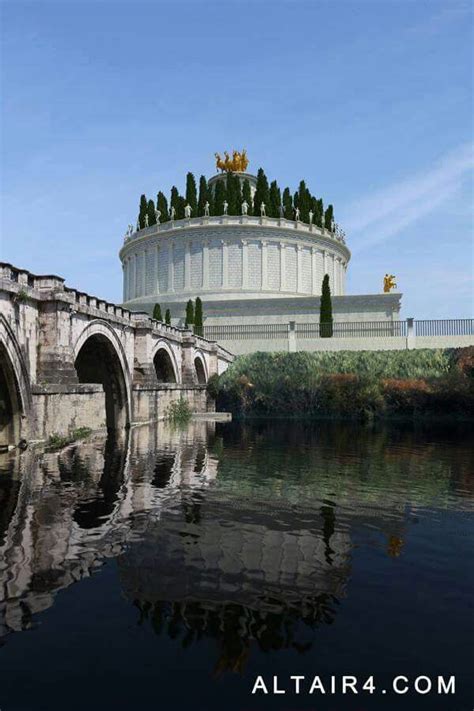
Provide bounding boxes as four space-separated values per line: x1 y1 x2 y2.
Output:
122 231 349 302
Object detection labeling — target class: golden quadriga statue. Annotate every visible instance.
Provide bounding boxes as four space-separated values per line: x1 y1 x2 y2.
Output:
215 149 249 173
383 274 397 292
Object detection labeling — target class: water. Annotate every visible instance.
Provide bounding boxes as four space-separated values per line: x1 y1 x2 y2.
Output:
0 420 472 711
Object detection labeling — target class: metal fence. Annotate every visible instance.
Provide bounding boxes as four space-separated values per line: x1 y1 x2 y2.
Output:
414 319 474 337
203 323 289 341
204 319 474 341
296 321 408 338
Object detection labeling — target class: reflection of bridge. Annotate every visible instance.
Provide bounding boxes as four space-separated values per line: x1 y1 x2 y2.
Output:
0 262 233 446
0 421 219 637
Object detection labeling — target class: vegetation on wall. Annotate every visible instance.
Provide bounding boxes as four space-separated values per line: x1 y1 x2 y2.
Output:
165 309 171 325
137 168 336 226
211 349 474 420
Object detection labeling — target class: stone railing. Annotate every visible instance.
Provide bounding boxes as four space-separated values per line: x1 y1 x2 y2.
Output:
0 262 227 351
122 215 347 247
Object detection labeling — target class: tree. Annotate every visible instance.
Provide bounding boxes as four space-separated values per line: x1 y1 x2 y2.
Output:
185 172 198 215
185 299 194 328
213 179 226 215
165 308 171 325
325 204 334 231
156 191 169 222
242 179 252 213
138 194 148 229
153 303 163 321
176 195 186 220
170 186 180 219
319 274 333 337
269 180 281 218
253 168 270 216
197 175 209 217
226 172 242 215
282 188 293 219
194 297 203 336
296 180 311 223
147 198 157 226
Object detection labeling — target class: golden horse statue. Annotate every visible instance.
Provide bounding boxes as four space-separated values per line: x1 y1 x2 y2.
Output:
383 274 397 292
215 149 249 173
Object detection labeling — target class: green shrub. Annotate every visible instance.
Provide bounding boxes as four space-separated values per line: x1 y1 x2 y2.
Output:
165 397 192 425
215 349 471 419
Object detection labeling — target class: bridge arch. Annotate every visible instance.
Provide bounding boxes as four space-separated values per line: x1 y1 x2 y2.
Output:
152 340 180 384
0 315 31 446
193 350 208 385
73 321 131 431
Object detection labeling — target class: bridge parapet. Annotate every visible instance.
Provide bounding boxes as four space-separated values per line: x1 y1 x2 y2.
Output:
0 262 234 445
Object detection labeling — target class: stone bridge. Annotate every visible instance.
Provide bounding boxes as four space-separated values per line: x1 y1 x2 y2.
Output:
0 262 233 447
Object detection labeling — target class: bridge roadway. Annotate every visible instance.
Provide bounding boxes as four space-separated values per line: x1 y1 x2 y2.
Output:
0 262 233 446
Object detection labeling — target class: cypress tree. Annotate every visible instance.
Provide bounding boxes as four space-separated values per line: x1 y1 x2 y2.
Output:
197 175 209 216
177 196 186 220
319 274 333 337
138 194 148 229
213 180 226 215
325 204 334 231
226 173 242 215
282 187 293 219
147 198 157 226
156 191 169 222
165 308 171 325
153 303 163 321
296 180 311 223
194 297 203 336
253 168 270 216
314 197 324 227
185 299 194 328
269 180 281 218
170 186 180 219
242 179 252 213
185 172 198 215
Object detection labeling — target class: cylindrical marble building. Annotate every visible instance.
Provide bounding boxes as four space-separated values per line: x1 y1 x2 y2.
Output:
119 172 351 322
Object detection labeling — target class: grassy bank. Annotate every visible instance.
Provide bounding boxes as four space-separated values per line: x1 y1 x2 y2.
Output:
209 348 474 419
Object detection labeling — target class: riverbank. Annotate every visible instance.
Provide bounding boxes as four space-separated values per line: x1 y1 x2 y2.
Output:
210 347 474 419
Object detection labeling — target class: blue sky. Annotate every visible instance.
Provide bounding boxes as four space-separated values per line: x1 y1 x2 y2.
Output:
1 0 473 317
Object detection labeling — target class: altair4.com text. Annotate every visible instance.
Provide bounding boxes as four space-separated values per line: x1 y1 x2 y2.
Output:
251 675 456 697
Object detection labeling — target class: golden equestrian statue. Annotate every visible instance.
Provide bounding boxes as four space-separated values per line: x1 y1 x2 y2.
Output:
383 274 397 292
215 149 249 173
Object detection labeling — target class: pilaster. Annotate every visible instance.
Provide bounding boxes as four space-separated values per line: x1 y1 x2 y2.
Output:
261 240 268 290
221 240 228 288
203 240 209 288
242 240 249 289
168 242 174 293
279 242 286 291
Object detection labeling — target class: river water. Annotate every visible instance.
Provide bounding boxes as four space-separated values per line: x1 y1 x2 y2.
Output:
0 420 472 710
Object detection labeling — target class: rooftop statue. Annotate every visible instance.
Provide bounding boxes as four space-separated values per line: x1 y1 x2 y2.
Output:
241 200 248 216
383 274 397 292
184 204 192 218
204 201 210 217
215 148 249 173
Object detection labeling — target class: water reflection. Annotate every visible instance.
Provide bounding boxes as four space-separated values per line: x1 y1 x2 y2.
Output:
0 419 472 677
